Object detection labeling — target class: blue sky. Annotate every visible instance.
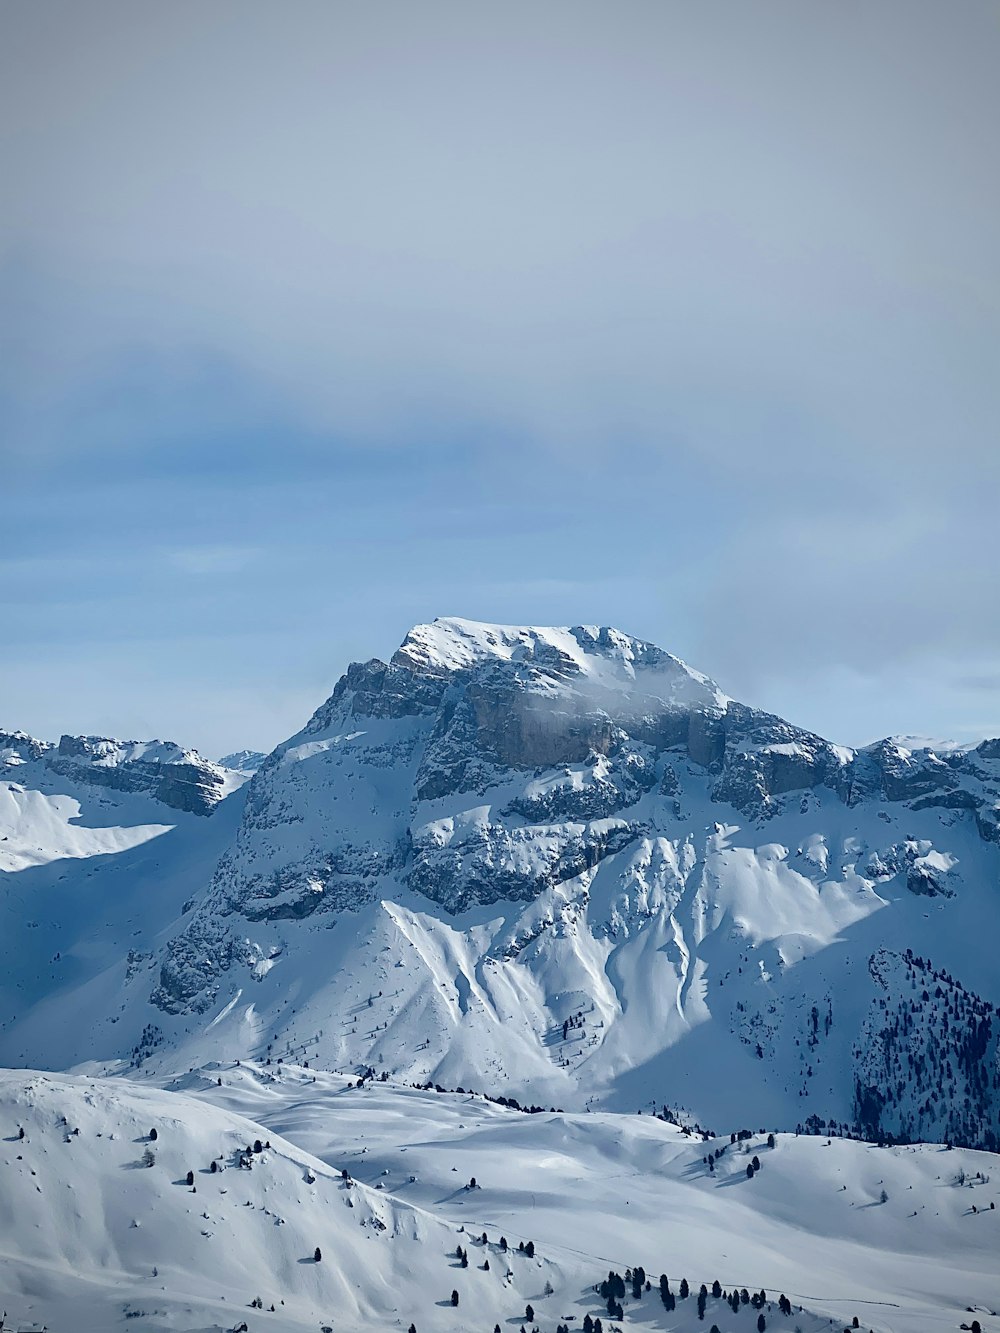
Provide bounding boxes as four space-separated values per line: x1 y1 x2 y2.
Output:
2 1 999 756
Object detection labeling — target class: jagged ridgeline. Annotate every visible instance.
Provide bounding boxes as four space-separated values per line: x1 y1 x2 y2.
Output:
0 729 234 816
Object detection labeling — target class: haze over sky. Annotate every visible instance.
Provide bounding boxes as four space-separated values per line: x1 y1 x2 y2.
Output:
2 1 998 757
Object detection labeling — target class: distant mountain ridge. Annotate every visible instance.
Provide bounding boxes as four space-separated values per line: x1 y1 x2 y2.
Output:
218 748 268 774
1 727 241 817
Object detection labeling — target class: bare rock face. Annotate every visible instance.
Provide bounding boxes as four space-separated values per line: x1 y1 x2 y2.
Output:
1 729 231 816
0 729 48 763
48 735 229 815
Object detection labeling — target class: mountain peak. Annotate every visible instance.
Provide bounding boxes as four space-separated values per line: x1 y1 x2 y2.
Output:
391 617 729 708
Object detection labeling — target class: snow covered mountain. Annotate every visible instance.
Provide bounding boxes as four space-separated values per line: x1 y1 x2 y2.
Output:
218 749 268 775
4 619 1000 1152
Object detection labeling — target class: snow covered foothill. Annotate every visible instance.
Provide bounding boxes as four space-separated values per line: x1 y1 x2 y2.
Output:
2 1062 997 1332
0 1068 557 1333
182 1061 1000 1333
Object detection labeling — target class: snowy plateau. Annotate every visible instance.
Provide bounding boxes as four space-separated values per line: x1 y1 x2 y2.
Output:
1 618 999 1333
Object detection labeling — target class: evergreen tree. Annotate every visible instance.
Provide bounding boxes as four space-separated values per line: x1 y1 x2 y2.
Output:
450 1290 459 1307
757 1315 766 1332
314 1247 322 1263
712 1278 722 1298
697 1288 707 1319
680 1277 689 1299
149 1127 157 1141
525 1304 534 1322
525 1240 535 1257
186 1170 194 1186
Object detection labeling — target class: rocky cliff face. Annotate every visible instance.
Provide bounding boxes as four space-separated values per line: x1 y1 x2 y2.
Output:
1 729 236 816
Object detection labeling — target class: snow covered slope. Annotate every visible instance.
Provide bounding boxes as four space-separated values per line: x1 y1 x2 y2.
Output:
5 620 1000 1152
2 1063 997 1333
0 728 250 1069
0 730 246 853
0 1067 555 1333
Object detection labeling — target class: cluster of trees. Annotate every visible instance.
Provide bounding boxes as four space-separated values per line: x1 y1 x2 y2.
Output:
443 1229 537 1302
854 949 1000 1151
642 1271 803 1327
656 1103 714 1139
562 1010 587 1041
129 1021 164 1068
697 1129 777 1178
235 1139 270 1171
598 1269 628 1319
412 1078 563 1115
